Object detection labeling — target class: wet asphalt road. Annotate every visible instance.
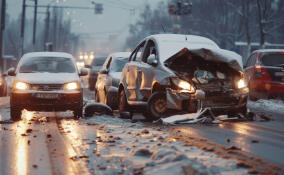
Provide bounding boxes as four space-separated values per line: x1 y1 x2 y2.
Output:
0 90 283 174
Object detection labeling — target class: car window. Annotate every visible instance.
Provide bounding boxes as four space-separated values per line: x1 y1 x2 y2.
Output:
131 41 145 61
19 57 76 73
92 57 107 66
109 57 128 72
246 53 257 67
261 53 284 66
142 40 157 63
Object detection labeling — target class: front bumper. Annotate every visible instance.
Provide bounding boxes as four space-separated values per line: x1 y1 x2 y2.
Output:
11 91 82 111
166 87 249 113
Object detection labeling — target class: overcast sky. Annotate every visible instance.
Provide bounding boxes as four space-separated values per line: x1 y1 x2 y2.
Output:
7 0 161 36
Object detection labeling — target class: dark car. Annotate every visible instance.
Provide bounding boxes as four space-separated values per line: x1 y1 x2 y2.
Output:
8 52 88 121
244 49 284 100
119 34 248 120
95 52 130 109
87 56 107 90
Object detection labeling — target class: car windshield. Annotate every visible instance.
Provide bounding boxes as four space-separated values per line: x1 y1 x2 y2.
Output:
261 53 284 66
92 57 106 66
19 57 76 73
109 58 128 72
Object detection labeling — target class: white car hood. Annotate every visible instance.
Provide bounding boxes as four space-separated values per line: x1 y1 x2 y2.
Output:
15 72 80 84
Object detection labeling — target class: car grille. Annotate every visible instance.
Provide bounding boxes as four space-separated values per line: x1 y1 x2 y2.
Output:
31 84 63 91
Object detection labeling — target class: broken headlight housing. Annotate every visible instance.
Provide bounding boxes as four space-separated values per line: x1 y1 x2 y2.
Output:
171 78 195 93
237 78 247 89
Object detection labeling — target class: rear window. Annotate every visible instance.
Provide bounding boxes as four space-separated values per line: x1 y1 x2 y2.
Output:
261 53 284 66
92 57 107 66
19 57 76 73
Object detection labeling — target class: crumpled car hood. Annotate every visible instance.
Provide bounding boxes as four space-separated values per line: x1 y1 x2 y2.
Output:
164 47 243 72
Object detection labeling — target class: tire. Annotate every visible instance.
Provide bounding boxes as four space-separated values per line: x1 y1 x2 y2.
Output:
105 91 117 110
10 105 22 121
119 89 130 116
73 106 83 119
145 92 167 121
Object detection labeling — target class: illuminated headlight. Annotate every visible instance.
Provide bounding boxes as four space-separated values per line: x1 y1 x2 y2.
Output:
171 78 195 93
14 82 29 90
237 79 247 89
64 82 80 90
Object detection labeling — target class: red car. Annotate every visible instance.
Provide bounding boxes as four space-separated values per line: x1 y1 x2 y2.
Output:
244 49 284 100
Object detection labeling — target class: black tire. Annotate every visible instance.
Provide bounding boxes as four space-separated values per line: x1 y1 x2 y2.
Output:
105 91 117 110
145 92 167 121
10 105 22 121
73 106 83 119
119 89 130 117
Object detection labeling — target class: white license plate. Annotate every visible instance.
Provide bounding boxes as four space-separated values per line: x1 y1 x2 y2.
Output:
35 93 59 99
275 72 284 76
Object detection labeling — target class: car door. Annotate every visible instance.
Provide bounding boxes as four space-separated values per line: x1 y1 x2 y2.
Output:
124 41 145 101
244 53 257 87
96 56 111 100
136 39 159 101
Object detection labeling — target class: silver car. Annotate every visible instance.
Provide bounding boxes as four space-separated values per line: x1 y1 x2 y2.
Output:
8 52 88 121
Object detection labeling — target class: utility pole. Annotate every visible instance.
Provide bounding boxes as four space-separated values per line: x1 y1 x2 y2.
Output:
21 0 26 56
44 6 50 50
0 0 6 74
32 0 38 47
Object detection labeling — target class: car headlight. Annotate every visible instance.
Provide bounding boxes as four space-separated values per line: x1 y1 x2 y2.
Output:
64 82 80 90
237 79 247 89
171 78 195 93
14 82 29 90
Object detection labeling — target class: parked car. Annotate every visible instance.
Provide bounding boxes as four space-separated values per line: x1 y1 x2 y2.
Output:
95 52 130 109
8 52 88 121
119 34 248 120
86 56 107 90
244 49 284 101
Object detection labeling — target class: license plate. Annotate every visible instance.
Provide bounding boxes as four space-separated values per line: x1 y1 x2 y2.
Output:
34 93 59 99
275 72 284 76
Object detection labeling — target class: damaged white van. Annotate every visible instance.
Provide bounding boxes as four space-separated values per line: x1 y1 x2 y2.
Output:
119 34 249 120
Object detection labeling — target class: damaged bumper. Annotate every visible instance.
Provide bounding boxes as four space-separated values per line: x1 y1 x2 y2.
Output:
166 87 249 113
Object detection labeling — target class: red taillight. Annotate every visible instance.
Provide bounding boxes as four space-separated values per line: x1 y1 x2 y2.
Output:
254 66 271 80
278 52 284 55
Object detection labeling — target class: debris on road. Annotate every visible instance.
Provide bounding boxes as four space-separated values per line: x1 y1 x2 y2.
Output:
84 102 113 117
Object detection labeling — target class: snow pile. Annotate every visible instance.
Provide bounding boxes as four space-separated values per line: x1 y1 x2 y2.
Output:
80 115 248 175
248 99 284 113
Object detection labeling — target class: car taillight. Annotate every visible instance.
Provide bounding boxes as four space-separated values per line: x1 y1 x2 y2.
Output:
254 66 271 80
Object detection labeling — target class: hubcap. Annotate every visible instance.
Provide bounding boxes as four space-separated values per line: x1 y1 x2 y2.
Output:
153 98 167 114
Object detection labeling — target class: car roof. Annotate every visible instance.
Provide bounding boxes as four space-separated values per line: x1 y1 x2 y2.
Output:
109 52 131 59
252 49 284 54
22 52 74 59
145 34 219 48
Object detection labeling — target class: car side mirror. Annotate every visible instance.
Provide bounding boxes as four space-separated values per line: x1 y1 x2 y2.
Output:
7 67 16 76
84 64 91 69
79 68 88 76
147 54 158 67
99 68 109 74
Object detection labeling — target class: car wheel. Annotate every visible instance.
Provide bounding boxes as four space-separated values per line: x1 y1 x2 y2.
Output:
145 92 167 121
105 91 117 109
73 106 83 120
10 105 22 121
119 89 130 116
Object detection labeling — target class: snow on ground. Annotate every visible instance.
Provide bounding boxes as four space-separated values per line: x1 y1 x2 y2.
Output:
248 99 284 114
77 115 248 175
